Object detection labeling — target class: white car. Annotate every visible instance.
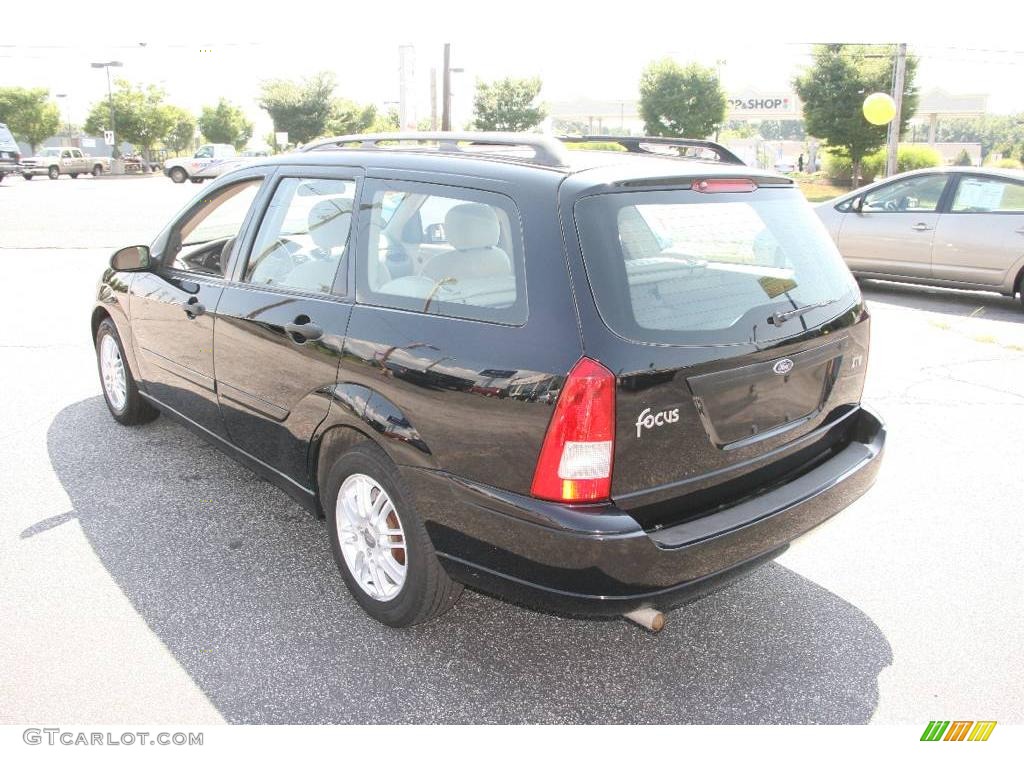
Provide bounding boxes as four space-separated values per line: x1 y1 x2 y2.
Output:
815 166 1024 305
163 143 240 183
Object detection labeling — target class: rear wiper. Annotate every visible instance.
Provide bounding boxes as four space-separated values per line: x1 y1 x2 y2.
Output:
768 299 837 326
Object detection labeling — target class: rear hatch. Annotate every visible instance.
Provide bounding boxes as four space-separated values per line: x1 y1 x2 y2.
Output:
573 178 869 529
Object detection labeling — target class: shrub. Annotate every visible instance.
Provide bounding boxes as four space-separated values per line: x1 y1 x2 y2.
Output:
562 141 626 152
984 156 1023 169
825 145 942 184
953 148 972 166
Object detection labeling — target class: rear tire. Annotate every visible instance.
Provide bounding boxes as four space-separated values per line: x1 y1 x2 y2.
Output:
70 173 78 179
190 177 204 184
22 173 32 181
169 167 187 183
95 318 159 426
92 164 103 176
48 166 59 180
324 442 462 627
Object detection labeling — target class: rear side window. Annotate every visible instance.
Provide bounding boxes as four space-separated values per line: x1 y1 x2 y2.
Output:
574 187 859 345
356 180 527 325
951 176 1024 213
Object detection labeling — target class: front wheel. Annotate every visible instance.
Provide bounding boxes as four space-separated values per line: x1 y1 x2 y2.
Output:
95 318 159 426
48 166 59 180
22 173 32 181
70 173 78 179
324 443 462 627
168 167 187 183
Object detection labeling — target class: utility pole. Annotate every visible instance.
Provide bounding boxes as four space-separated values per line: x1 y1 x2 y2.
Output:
885 43 907 178
430 67 438 130
441 44 451 130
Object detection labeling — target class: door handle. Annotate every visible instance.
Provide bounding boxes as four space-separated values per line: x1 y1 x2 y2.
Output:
911 222 932 231
284 317 323 343
182 296 205 318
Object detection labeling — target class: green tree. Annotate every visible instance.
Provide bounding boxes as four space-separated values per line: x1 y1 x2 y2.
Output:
0 87 61 152
83 80 174 159
794 44 918 186
325 99 378 136
758 119 806 141
638 59 726 139
163 105 197 153
198 98 253 149
258 71 336 145
934 114 1024 160
471 77 546 132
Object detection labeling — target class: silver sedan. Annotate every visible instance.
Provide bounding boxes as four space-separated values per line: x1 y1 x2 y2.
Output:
815 167 1024 306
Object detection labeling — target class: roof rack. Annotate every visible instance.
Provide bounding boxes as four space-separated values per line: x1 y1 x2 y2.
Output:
556 135 745 165
299 132 569 167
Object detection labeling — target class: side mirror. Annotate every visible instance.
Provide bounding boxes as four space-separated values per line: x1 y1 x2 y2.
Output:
424 223 447 244
110 245 151 272
850 196 864 213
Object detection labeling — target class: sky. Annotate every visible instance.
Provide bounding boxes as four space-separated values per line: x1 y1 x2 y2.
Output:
3 0 1023 145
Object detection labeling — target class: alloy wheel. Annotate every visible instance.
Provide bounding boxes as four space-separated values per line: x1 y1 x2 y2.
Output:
99 334 127 411
335 473 407 601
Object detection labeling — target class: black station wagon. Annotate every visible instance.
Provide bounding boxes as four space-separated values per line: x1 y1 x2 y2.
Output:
92 133 885 629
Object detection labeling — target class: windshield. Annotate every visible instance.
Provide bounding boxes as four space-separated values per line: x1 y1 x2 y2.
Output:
574 187 859 346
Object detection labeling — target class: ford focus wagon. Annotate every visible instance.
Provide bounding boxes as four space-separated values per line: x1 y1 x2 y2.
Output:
91 133 885 628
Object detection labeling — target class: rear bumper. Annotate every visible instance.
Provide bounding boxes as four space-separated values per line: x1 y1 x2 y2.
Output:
411 405 885 616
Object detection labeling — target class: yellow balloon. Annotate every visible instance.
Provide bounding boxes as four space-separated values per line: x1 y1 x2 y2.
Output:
863 92 897 125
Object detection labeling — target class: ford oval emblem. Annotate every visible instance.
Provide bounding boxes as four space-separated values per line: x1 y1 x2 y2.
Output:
773 358 794 375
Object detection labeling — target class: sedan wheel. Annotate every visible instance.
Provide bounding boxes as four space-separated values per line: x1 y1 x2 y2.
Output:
335 473 407 601
99 334 128 412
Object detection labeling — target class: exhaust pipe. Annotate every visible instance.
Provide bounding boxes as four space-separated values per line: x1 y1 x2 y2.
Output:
623 607 665 633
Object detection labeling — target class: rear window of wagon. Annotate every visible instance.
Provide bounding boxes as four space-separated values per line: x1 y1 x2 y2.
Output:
573 187 859 346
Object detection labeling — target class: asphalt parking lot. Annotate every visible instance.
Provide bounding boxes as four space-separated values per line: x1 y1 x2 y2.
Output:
1 173 1022 724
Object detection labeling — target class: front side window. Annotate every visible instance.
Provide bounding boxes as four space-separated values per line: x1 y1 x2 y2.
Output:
168 178 262 276
244 177 355 295
357 181 526 324
951 176 1024 213
575 187 859 345
863 175 947 212
195 145 213 159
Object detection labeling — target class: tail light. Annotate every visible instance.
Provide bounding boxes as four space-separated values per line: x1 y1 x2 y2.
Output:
531 357 615 503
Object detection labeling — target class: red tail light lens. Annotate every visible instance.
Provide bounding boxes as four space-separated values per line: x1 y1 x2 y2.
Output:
531 357 615 503
691 178 757 193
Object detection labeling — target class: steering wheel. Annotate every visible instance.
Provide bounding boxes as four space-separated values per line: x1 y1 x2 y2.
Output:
250 238 302 283
884 200 898 211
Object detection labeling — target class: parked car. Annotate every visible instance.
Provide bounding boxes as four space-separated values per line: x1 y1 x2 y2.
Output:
163 143 238 183
92 132 885 629
816 167 1024 306
0 122 20 182
20 147 110 179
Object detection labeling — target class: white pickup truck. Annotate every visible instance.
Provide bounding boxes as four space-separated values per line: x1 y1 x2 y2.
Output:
163 143 244 183
20 147 111 179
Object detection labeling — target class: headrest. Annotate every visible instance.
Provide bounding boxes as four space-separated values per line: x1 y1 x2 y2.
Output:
445 203 500 251
308 198 352 250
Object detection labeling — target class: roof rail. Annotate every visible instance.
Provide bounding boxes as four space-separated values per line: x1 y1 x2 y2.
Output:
556 135 745 165
299 131 569 167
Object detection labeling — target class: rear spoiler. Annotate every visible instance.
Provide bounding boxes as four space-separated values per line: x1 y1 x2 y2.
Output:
556 135 745 166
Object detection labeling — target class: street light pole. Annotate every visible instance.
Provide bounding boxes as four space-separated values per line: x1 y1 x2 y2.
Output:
55 94 71 143
91 61 123 159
